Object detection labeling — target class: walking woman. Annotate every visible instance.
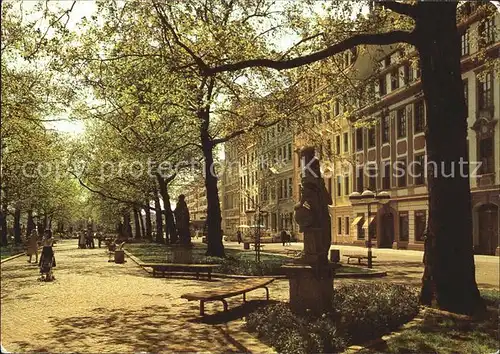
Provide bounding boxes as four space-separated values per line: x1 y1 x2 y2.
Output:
39 229 56 281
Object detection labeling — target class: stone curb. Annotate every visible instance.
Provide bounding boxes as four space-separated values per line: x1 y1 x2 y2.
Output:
124 249 386 280
1 246 44 264
0 252 26 264
343 307 427 354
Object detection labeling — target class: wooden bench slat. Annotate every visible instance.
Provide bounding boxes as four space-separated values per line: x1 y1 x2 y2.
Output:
141 263 219 268
181 278 274 301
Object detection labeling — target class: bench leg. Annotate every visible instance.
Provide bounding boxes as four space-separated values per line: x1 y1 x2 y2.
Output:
221 299 228 312
208 270 211 281
200 301 205 316
153 269 156 277
358 258 361 265
196 272 199 280
264 286 270 300
243 292 246 303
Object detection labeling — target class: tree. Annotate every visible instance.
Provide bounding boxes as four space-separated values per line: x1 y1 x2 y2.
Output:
198 1 497 314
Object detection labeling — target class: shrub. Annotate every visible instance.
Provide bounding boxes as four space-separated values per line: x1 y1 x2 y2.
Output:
246 303 346 354
333 283 420 342
246 283 420 353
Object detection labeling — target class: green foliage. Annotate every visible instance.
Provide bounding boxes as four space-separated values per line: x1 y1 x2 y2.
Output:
333 283 420 342
246 283 420 353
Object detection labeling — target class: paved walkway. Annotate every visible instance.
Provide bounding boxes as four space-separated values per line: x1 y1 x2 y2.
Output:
0 241 286 353
2 239 497 352
222 240 500 289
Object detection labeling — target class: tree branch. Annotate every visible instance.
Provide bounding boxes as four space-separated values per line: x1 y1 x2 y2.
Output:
205 30 415 75
378 1 418 18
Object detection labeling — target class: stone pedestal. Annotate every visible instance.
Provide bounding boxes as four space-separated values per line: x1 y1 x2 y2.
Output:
281 263 337 314
171 245 193 264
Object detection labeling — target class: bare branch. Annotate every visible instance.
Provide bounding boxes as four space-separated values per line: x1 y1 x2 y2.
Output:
205 30 415 75
378 1 418 18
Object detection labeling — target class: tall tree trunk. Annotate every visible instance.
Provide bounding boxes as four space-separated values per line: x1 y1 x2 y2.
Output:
43 214 48 231
156 174 177 244
133 207 141 239
415 2 483 314
200 113 224 257
26 210 35 239
139 208 146 239
145 200 152 240
154 191 164 243
0 203 8 246
123 212 132 239
13 208 21 244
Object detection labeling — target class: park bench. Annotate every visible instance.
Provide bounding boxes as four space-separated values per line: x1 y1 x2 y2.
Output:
141 263 219 280
250 244 265 251
343 254 377 264
181 277 274 316
285 248 303 258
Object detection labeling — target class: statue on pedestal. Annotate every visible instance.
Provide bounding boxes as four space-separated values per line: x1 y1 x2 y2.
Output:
174 194 191 246
294 147 332 268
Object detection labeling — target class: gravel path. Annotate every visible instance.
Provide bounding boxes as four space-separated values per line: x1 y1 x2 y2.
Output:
1 240 287 353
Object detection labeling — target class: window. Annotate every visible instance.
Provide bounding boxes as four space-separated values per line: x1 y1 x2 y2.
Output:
288 143 292 161
384 56 391 67
414 211 427 242
336 135 341 154
414 154 426 186
399 212 409 241
381 115 390 143
288 177 293 197
337 176 342 197
357 214 365 239
403 64 413 84
356 128 363 151
345 217 350 235
334 100 340 116
382 162 391 190
278 180 283 199
391 69 399 91
368 127 376 148
378 77 387 96
463 79 468 113
397 108 407 138
479 17 495 46
479 137 494 174
343 132 349 152
356 166 364 192
396 158 407 187
478 72 493 110
337 217 342 235
367 164 377 191
414 100 425 133
461 28 469 56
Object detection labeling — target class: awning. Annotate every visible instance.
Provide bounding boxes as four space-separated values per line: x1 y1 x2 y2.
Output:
362 217 375 229
351 216 363 227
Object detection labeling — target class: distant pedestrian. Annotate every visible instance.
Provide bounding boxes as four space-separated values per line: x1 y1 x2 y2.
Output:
281 229 287 246
26 228 39 263
237 230 242 244
78 231 86 249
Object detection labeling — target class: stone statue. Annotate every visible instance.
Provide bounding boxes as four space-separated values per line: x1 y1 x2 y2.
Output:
294 147 332 267
174 194 191 246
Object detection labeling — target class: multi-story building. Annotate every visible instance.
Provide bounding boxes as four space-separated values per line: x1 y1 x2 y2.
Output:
221 122 295 238
322 2 499 255
221 143 241 236
184 177 207 229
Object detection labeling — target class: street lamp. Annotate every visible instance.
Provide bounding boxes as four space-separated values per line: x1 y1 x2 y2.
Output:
349 190 391 268
245 207 268 262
